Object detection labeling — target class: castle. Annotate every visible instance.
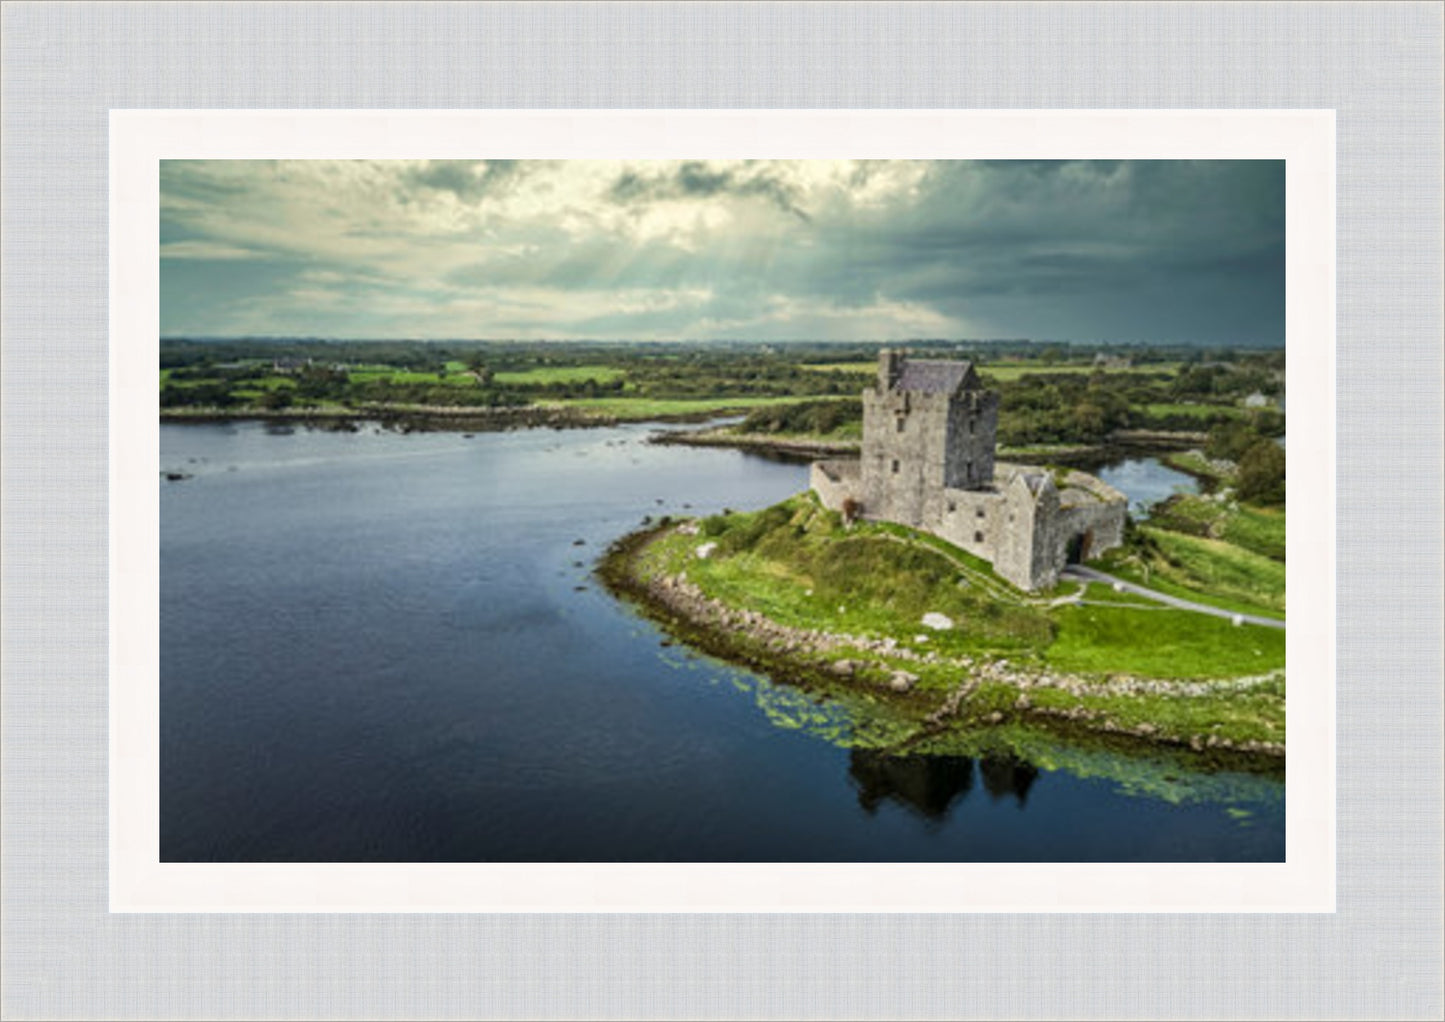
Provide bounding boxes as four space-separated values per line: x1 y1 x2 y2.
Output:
810 350 1127 592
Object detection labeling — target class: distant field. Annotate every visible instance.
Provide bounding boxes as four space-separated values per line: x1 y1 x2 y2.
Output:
1144 402 1239 419
347 367 477 386
798 361 876 374
494 365 627 386
979 362 1181 381
247 376 298 390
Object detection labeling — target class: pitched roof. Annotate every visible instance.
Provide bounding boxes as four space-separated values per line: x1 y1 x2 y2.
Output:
894 359 978 395
1022 473 1052 497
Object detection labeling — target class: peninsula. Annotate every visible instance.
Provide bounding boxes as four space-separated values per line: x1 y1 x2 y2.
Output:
600 353 1286 768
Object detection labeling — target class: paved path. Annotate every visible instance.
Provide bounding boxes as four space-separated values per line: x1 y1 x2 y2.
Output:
1062 565 1286 630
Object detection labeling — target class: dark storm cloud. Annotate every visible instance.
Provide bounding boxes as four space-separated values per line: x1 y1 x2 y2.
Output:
610 161 811 221
773 160 1286 341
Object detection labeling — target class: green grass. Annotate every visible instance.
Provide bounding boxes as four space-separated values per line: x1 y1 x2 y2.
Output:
798 361 876 374
1163 450 1231 483
979 362 1181 382
1150 494 1285 561
1101 526 1285 618
347 368 478 386
1144 527 1285 609
245 375 299 391
493 365 626 386
1222 508 1285 561
1046 603 1284 677
1079 583 1166 608
1143 402 1240 420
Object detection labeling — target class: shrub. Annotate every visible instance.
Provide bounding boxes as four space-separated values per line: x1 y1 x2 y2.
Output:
1235 440 1285 506
1205 419 1262 462
699 515 729 538
718 504 794 554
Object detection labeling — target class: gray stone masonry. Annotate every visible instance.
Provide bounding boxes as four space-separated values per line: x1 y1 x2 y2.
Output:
813 350 1126 591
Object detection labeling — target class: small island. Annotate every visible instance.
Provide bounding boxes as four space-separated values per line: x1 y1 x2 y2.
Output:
601 353 1285 771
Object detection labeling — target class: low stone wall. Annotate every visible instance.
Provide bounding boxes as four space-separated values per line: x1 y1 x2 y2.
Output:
810 458 861 511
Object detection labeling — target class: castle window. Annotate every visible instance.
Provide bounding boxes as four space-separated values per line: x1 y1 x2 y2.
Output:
976 508 986 519
974 531 985 543
968 418 976 435
895 418 906 433
891 459 900 474
947 502 956 513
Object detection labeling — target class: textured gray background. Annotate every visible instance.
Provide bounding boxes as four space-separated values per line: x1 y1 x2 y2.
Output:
3 2 1441 1019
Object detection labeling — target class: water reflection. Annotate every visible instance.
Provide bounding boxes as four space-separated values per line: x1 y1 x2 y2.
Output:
849 749 1039 819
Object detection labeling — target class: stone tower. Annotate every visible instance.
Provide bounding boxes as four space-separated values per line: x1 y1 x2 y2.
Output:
860 349 1000 525
942 365 999 491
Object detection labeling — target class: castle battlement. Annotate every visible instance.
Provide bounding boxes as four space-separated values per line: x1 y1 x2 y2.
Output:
811 350 1126 591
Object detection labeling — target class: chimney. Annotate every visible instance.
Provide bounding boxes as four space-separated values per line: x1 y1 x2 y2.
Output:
878 348 905 391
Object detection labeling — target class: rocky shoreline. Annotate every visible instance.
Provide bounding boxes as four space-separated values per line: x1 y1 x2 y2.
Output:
598 522 1285 767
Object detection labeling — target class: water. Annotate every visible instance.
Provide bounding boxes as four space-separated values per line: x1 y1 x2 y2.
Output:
1092 454 1198 515
161 422 1282 862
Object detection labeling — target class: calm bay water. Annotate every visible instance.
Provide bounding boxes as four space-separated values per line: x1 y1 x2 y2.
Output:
161 422 1282 862
1093 454 1198 514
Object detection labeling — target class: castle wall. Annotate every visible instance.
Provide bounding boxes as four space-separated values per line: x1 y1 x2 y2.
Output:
1053 500 1126 562
941 389 999 490
810 458 860 512
924 486 1007 565
1022 487 1126 590
990 478 1048 591
860 389 955 526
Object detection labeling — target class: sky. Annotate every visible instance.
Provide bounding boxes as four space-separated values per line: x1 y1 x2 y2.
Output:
160 159 1285 345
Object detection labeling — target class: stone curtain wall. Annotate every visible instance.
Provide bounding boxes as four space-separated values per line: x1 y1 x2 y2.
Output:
809 459 860 513
927 486 1009 568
